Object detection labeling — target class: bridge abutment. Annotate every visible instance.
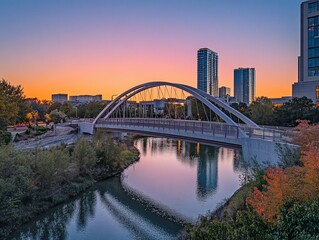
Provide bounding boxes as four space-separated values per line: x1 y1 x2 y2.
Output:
241 138 298 166
78 122 94 134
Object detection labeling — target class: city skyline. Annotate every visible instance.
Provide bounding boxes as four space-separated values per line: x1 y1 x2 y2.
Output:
0 0 302 100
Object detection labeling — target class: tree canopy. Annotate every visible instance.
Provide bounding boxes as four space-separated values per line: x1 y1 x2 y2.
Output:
273 97 316 126
0 79 30 130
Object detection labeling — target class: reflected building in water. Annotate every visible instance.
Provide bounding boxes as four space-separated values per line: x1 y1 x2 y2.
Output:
139 138 220 199
196 144 218 199
218 147 242 172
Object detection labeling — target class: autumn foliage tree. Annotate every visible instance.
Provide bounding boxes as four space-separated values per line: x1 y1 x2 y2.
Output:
247 121 319 224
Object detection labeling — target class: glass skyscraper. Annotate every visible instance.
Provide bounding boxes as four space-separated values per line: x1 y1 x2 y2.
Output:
197 48 218 96
293 0 319 105
234 68 255 105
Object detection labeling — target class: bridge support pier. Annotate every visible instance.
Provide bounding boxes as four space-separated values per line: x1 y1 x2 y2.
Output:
241 138 298 166
78 122 94 134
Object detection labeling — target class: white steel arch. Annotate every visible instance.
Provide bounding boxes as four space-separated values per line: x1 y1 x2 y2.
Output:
93 82 260 129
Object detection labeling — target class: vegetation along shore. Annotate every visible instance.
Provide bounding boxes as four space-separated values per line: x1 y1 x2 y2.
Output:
0 131 139 239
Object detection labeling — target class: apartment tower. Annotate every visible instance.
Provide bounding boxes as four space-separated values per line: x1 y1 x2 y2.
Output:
234 68 256 105
197 48 218 96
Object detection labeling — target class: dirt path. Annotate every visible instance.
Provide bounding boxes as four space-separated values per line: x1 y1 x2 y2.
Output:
14 125 82 150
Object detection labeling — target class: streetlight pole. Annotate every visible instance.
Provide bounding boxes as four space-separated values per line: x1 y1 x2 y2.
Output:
74 106 78 118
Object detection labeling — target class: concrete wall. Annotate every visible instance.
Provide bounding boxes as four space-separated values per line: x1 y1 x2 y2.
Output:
241 138 298 166
78 122 94 134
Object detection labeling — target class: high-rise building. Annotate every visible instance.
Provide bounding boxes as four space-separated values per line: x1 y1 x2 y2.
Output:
197 48 218 96
219 86 231 98
293 0 319 105
234 68 255 104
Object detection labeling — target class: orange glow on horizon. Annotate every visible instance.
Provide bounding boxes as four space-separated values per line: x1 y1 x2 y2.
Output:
5 49 296 101
0 0 299 101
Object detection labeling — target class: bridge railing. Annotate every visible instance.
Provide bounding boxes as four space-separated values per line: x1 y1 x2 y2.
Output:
97 118 240 139
96 118 286 141
240 126 284 141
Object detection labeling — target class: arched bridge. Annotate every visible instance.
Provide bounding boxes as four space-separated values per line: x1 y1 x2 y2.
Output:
78 81 292 164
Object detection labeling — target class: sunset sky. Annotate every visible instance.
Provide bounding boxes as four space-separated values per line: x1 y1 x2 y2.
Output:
0 0 303 100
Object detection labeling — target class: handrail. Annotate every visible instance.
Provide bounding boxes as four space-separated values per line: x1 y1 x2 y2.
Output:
95 118 285 141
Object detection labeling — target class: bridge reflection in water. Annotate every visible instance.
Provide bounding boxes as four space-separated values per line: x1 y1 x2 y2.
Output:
11 138 245 240
11 176 185 240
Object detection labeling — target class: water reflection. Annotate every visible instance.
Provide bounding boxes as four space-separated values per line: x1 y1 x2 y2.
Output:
12 137 245 239
11 177 184 240
138 138 221 199
11 190 93 240
98 177 184 239
123 138 244 222
76 190 96 231
196 145 218 199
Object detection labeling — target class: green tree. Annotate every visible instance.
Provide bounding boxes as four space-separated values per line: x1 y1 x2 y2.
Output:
249 97 274 125
0 79 31 130
274 97 316 126
0 131 12 145
36 150 56 187
60 102 76 118
230 102 249 116
47 102 62 113
49 109 67 123
93 132 124 169
72 138 97 173
84 101 106 118
275 200 319 239
30 99 50 121
184 209 271 240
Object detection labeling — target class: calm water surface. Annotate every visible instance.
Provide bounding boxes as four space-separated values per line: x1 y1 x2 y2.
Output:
11 137 246 240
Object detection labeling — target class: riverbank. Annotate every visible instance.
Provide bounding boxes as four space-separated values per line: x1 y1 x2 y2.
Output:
178 179 255 238
210 181 255 220
0 134 140 239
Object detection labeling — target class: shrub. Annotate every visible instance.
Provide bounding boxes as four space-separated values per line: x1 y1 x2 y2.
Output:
36 126 47 133
275 200 319 239
72 138 97 173
49 109 66 124
0 131 11 145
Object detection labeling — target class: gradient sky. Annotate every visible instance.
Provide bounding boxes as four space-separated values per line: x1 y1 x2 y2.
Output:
0 0 303 100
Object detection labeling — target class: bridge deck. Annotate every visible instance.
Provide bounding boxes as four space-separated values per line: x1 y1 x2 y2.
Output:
95 118 285 143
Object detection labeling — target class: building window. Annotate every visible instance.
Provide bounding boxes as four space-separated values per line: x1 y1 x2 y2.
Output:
309 47 319 58
316 86 319 99
308 67 319 76
309 2 319 13
308 57 319 67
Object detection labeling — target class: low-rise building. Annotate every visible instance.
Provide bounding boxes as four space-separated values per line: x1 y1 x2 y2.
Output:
219 86 231 98
69 94 102 103
269 96 292 106
52 94 68 103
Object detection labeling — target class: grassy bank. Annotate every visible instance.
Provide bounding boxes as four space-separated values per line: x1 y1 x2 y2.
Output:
0 133 139 239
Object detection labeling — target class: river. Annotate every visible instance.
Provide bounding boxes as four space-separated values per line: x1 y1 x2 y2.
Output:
11 137 246 240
